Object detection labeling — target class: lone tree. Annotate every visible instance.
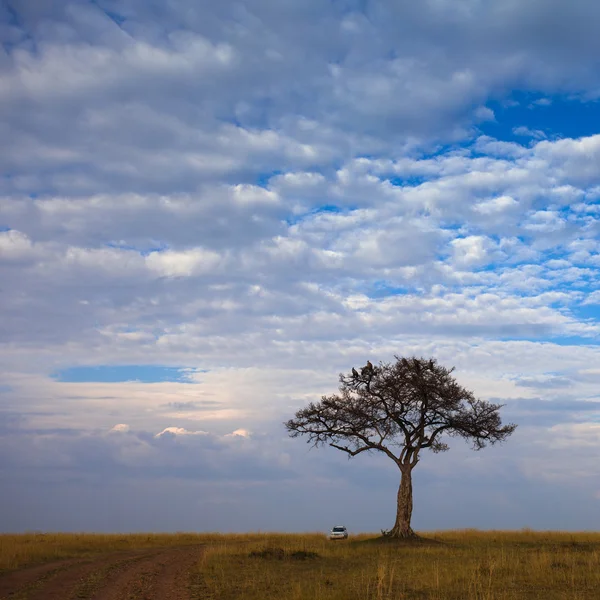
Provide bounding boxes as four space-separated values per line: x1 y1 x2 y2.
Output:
285 356 516 539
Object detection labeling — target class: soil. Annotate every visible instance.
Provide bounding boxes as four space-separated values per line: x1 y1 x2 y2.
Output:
0 545 204 600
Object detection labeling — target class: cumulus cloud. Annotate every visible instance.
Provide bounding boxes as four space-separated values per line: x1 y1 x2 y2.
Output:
473 195 519 215
110 423 130 433
145 248 222 277
450 236 494 268
155 427 208 438
226 428 251 438
0 229 35 261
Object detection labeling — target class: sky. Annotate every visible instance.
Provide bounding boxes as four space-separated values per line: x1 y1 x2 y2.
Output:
1 0 600 534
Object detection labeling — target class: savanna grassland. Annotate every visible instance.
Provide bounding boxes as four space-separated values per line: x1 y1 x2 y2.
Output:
1 530 600 599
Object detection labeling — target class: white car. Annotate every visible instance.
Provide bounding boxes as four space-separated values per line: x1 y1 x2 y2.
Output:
329 525 348 540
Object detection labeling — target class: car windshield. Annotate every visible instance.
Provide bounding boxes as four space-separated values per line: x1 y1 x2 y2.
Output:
332 527 345 532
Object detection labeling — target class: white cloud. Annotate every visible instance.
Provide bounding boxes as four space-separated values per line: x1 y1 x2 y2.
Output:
145 248 222 277
582 290 600 305
110 423 130 433
450 235 494 267
474 195 518 215
226 428 251 438
512 126 546 140
523 210 567 233
155 427 208 438
0 229 35 261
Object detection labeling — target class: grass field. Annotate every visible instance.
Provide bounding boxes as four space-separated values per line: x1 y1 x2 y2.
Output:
2 530 600 599
0 531 209 571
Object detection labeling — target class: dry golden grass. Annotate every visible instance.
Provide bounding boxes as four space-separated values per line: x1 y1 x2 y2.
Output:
197 530 600 600
0 531 309 572
2 530 600 599
0 532 209 571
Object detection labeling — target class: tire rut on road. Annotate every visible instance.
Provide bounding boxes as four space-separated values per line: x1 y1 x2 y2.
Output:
88 546 202 600
0 558 86 600
0 546 204 600
150 546 204 600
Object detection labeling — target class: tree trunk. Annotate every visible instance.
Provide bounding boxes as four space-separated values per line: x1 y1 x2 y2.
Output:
388 465 417 538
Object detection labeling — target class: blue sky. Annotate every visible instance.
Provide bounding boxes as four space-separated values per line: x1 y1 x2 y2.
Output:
53 365 197 383
2 0 600 533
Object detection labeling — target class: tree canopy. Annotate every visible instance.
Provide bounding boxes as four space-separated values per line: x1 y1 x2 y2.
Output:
286 356 517 538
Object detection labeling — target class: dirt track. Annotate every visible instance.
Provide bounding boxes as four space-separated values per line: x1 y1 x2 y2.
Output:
0 545 204 600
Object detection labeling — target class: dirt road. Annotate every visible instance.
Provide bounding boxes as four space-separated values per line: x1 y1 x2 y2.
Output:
0 545 205 600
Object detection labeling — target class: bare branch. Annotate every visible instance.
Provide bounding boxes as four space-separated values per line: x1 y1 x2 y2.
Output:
285 355 517 540
330 443 372 457
285 355 516 460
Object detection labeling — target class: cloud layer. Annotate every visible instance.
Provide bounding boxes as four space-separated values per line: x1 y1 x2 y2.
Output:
2 0 600 532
